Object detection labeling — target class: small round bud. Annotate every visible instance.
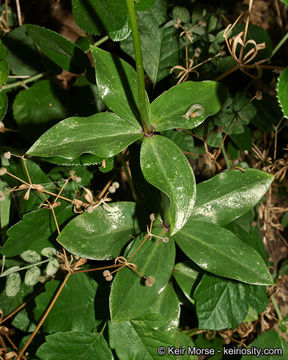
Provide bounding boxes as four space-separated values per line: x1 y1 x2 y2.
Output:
256 90 262 100
86 206 94 213
69 170 75 176
105 274 113 281
194 47 201 58
149 213 156 221
4 151 11 159
0 122 4 129
145 276 155 287
163 237 169 243
103 270 111 277
0 191 5 201
75 176 82 183
199 20 207 27
0 167 7 176
112 181 120 189
108 186 116 193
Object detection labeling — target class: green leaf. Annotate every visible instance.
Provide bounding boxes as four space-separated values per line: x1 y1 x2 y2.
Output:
0 180 10 240
5 272 21 297
3 25 44 76
242 330 288 360
1 205 73 257
0 39 7 60
37 331 113 360
0 59 9 85
191 169 274 226
148 282 180 329
72 0 128 35
173 261 199 303
27 112 142 160
110 229 175 320
281 0 288 5
121 0 179 85
26 25 89 73
135 0 156 11
13 80 70 142
140 135 196 235
109 317 172 359
0 93 8 121
109 19 131 42
277 67 288 118
58 202 138 260
90 46 148 128
150 81 226 131
24 266 41 286
34 273 98 332
174 221 273 285
194 274 268 330
20 250 41 263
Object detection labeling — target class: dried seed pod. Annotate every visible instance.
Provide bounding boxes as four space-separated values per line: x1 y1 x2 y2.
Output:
4 151 11 159
256 90 262 100
149 213 156 221
108 186 116 193
145 276 155 287
0 191 5 201
103 270 111 277
0 167 7 176
86 206 94 214
163 237 169 243
105 274 113 281
112 181 120 189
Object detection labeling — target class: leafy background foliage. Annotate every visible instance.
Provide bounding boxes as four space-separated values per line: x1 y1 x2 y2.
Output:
0 0 288 359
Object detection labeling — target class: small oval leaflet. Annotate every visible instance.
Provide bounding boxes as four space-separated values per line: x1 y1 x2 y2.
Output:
182 104 204 120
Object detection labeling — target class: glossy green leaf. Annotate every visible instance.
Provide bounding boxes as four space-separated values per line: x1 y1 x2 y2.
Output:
43 153 103 167
109 19 131 42
175 221 273 285
3 25 43 76
1 205 74 257
150 81 226 131
34 273 98 332
281 0 288 5
0 180 10 240
242 330 288 360
140 135 196 235
0 93 8 121
72 0 128 35
91 46 148 128
277 67 288 118
148 282 180 329
191 169 274 226
194 274 268 330
109 316 172 360
0 59 9 85
37 331 113 360
13 80 70 142
173 261 199 303
121 0 179 85
27 112 142 160
26 25 89 73
58 202 138 260
110 228 175 320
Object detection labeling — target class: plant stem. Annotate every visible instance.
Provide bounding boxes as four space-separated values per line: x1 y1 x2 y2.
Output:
125 0 151 132
94 35 109 48
120 153 140 202
0 73 44 93
270 31 288 60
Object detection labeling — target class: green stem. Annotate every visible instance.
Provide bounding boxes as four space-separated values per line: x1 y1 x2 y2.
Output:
161 193 171 230
94 35 109 48
270 32 288 60
120 153 140 203
271 295 283 322
125 0 151 132
221 146 231 169
0 73 44 93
